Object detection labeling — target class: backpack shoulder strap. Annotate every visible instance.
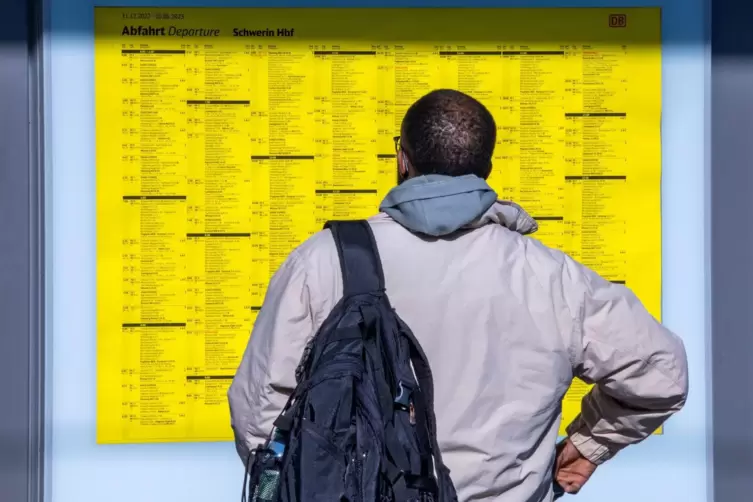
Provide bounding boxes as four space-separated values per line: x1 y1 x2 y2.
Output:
403 327 457 501
324 220 385 297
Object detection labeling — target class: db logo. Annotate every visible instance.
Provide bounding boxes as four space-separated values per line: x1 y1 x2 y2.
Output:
609 14 627 28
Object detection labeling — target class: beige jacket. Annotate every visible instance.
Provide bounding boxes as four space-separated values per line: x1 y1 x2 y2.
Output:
228 201 688 502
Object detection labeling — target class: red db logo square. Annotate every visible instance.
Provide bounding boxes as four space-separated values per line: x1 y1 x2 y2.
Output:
609 14 627 28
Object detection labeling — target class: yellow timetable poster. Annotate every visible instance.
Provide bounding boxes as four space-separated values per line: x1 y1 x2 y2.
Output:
95 7 662 443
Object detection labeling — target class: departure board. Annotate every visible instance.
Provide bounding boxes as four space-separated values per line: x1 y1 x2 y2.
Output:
95 7 662 444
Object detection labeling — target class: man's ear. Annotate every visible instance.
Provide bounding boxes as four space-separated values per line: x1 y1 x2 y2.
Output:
398 151 409 177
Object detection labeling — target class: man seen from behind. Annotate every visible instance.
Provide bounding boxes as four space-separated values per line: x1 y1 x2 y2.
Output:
228 89 689 501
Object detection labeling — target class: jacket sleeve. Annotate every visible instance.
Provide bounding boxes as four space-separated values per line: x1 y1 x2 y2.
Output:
561 256 689 465
227 249 314 465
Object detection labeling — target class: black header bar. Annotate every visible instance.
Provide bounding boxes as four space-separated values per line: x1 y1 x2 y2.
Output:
122 195 187 200
121 49 185 54
186 100 250 105
122 323 187 328
314 51 376 55
566 112 628 117
503 51 565 55
315 189 378 194
186 233 251 238
439 51 502 55
251 155 315 160
565 175 627 180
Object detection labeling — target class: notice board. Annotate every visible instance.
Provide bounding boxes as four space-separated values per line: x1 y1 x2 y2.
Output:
95 7 662 443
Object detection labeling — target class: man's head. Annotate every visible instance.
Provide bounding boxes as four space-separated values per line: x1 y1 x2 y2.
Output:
397 89 496 182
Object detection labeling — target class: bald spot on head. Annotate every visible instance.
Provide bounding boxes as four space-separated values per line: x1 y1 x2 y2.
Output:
401 89 496 178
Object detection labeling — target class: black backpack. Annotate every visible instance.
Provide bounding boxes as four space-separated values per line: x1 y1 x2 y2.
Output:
243 220 458 502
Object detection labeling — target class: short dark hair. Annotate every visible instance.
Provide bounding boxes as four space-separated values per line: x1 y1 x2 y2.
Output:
401 89 496 178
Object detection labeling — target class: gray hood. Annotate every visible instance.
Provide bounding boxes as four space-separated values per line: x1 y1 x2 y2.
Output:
469 199 539 235
379 174 538 236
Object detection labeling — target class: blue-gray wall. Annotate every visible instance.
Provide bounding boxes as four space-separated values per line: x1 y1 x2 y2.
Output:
711 1 753 501
0 0 45 500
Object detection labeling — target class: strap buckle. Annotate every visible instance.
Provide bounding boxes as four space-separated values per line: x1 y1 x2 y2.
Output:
394 381 413 410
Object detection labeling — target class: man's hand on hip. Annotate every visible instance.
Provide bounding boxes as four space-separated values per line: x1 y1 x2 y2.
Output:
555 438 597 494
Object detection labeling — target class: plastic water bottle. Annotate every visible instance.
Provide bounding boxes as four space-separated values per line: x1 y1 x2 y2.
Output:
253 430 287 502
269 429 286 458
